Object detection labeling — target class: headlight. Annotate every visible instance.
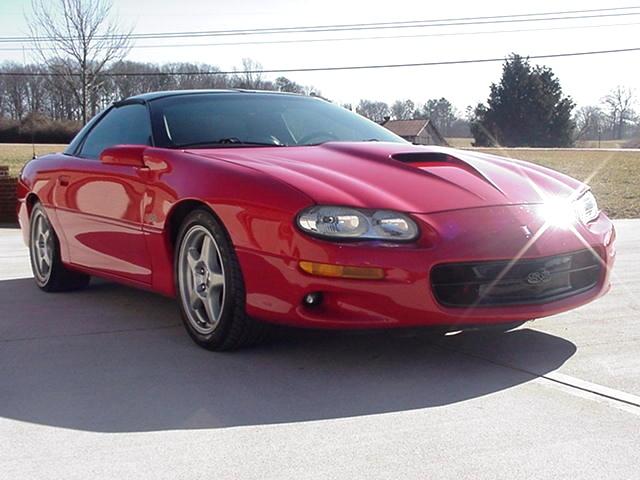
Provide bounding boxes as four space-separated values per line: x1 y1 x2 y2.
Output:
538 190 599 227
297 206 419 241
575 190 599 224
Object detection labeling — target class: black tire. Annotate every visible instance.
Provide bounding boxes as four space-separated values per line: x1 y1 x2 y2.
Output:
29 202 91 292
174 209 269 351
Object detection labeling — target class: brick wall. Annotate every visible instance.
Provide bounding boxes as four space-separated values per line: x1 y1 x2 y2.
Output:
0 166 18 224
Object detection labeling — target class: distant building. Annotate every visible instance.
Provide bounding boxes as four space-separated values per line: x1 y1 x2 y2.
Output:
382 119 449 146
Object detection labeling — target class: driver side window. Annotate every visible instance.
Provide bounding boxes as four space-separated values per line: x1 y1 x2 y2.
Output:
79 104 152 159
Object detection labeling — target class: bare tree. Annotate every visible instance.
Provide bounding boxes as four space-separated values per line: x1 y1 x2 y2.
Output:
0 75 5 117
574 105 604 140
602 86 636 139
233 58 264 90
27 0 132 123
275 76 305 94
418 98 457 136
356 99 390 124
390 99 415 120
0 62 29 119
1 56 317 125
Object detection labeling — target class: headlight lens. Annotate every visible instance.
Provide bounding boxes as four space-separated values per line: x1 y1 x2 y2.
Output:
538 190 599 227
297 206 419 241
575 190 599 224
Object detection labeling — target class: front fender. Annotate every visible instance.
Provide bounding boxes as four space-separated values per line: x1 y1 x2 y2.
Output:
140 149 315 295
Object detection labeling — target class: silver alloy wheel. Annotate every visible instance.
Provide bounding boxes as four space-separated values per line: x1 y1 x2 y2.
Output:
31 209 54 285
178 225 227 334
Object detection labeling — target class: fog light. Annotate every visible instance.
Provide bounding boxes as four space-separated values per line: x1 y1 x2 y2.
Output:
303 292 323 307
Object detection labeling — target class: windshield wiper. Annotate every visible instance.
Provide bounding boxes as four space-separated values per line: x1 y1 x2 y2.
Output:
173 138 285 148
303 138 382 146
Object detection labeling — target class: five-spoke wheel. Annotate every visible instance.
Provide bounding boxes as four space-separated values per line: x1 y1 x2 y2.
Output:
30 208 54 285
178 225 226 334
174 209 268 350
28 202 90 292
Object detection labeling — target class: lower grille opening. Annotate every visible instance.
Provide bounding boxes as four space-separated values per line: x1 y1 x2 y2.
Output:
431 249 602 307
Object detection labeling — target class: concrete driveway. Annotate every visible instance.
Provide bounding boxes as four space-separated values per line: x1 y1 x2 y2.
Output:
1 221 639 479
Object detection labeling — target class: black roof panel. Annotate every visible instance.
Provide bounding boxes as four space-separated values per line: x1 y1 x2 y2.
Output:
123 89 302 103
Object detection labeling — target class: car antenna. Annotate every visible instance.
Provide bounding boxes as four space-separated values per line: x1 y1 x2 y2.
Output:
31 127 36 160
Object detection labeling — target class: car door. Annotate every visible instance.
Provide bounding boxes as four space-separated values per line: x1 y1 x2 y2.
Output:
54 103 153 285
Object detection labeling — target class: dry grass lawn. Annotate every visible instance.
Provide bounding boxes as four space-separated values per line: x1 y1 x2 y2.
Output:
446 137 628 149
0 144 67 176
447 137 474 148
1 143 639 218
574 139 628 149
471 148 640 219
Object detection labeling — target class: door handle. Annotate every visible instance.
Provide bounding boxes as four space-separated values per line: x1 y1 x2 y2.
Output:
58 175 70 187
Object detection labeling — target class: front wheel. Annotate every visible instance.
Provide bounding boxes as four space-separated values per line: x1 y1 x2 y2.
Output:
175 209 268 350
29 203 90 292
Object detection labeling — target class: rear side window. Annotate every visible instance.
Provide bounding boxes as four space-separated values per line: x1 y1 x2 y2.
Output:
79 104 151 159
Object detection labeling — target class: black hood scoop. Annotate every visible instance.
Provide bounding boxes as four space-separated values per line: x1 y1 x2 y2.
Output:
391 151 505 196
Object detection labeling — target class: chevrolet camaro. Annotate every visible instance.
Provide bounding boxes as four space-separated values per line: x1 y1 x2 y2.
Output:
17 90 616 350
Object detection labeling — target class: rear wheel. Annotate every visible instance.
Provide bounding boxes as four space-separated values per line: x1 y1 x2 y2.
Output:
29 203 90 292
175 209 268 350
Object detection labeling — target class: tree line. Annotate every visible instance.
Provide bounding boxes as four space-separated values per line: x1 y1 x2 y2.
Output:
574 86 638 141
469 55 638 147
354 56 638 147
1 56 637 146
349 98 471 138
1 0 638 146
0 0 318 141
0 59 317 142
0 59 316 122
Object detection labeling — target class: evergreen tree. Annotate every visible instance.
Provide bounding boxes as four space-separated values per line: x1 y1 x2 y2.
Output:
471 54 575 147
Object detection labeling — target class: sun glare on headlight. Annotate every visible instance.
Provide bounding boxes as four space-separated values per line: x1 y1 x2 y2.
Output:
538 191 599 228
538 198 577 228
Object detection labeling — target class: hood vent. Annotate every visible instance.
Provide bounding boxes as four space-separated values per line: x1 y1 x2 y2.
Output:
391 151 505 196
392 152 453 164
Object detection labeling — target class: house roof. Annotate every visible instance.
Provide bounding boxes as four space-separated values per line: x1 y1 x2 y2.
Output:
383 119 431 137
383 118 449 146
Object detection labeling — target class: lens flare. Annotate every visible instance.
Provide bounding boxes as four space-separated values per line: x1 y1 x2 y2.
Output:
538 198 577 228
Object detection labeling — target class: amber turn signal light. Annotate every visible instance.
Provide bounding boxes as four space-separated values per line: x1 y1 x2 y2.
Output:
299 261 385 280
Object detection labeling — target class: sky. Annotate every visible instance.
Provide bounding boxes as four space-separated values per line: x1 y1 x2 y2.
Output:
0 0 638 114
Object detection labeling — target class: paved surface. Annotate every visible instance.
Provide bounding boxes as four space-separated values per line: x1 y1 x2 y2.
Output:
0 222 639 479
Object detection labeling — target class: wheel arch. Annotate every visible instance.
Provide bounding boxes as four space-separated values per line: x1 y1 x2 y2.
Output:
152 198 235 297
25 193 40 216
21 194 45 247
165 199 230 252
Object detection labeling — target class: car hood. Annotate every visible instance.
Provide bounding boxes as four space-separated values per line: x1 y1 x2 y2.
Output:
190 142 586 214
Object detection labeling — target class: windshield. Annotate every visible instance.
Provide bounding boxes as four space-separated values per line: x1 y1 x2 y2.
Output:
149 93 406 148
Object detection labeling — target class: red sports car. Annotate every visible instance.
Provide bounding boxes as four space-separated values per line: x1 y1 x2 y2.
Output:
17 90 615 350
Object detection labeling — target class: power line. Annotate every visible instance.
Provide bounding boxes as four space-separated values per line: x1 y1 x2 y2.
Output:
123 12 640 40
85 6 640 39
1 47 638 77
1 6 639 43
1 21 637 52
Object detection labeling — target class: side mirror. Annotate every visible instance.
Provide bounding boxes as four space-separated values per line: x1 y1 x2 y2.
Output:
99 145 147 167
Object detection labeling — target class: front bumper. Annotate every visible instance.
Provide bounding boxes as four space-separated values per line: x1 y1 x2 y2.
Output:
237 204 616 329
